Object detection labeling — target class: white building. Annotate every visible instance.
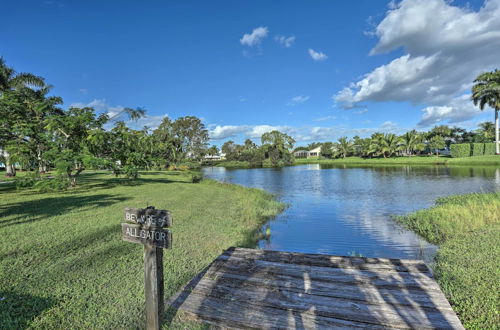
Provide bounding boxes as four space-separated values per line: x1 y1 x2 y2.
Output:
294 146 321 158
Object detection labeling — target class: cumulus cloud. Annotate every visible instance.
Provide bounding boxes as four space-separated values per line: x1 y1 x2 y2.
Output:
418 94 483 127
334 0 500 124
240 26 269 47
287 95 310 106
308 48 328 61
209 124 295 140
275 35 295 47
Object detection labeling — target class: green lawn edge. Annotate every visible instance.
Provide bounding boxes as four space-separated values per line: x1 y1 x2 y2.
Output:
394 192 500 329
0 171 284 329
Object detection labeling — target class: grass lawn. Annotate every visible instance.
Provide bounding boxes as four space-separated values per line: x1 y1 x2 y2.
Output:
294 155 500 166
0 171 284 329
395 192 500 329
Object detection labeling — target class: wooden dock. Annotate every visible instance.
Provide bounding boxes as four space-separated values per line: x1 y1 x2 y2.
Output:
168 247 464 329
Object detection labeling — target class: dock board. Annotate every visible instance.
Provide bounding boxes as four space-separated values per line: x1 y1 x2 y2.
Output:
169 247 464 329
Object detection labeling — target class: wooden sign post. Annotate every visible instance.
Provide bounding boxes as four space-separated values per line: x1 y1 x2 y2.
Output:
122 206 172 330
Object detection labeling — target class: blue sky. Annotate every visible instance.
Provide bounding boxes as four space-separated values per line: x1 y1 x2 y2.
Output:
2 0 499 146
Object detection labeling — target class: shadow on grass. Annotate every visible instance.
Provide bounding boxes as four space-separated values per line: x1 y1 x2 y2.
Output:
0 291 56 329
0 194 130 228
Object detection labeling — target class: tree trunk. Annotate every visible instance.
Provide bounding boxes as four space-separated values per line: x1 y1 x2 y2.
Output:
6 163 16 177
5 153 16 177
495 108 499 155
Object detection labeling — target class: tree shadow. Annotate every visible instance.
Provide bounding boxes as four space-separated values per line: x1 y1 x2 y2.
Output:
0 291 56 329
0 194 130 228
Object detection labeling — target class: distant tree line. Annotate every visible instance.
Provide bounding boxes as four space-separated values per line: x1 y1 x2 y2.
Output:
0 58 209 187
293 124 496 159
219 130 296 167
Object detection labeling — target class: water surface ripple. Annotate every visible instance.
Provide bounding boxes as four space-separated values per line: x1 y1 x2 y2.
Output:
203 164 500 262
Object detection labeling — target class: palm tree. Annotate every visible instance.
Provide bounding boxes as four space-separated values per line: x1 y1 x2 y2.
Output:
337 137 352 158
400 130 425 156
472 70 500 155
379 133 401 158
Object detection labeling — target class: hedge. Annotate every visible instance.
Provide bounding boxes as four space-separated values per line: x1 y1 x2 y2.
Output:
451 144 471 158
471 143 485 156
452 142 497 157
484 143 497 155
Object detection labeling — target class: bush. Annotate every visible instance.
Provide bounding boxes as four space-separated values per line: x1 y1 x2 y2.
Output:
15 172 39 190
484 143 496 155
450 143 471 158
33 177 70 192
471 143 485 156
123 165 139 179
190 171 203 183
178 161 201 170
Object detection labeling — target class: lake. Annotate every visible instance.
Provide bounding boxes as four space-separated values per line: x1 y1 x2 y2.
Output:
203 164 500 262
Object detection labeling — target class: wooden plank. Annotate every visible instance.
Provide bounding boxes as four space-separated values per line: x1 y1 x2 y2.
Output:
209 255 442 291
198 269 453 310
184 277 463 329
224 248 431 273
170 248 464 329
176 290 389 329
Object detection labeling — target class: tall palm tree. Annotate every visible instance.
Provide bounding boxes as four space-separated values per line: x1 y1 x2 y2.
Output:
472 70 500 155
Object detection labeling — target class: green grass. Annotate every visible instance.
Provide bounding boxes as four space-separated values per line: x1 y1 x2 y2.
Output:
294 155 500 166
0 171 284 329
395 192 500 329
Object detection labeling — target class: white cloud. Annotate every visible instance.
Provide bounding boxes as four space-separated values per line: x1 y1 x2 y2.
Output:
308 48 328 61
287 95 310 106
334 0 500 124
209 125 249 140
208 121 405 143
418 94 483 127
240 26 269 47
313 115 337 122
275 35 295 47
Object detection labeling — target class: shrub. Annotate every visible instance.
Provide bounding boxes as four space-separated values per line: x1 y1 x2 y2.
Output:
484 143 496 155
123 165 139 179
450 143 471 158
471 143 485 156
190 171 203 183
33 177 70 192
178 161 201 170
15 172 40 190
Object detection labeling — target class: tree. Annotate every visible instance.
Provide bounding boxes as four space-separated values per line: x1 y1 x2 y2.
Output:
172 116 209 160
337 137 352 158
429 135 445 156
261 130 295 166
46 107 108 186
400 130 425 156
0 58 45 176
206 145 219 156
476 121 495 142
320 142 335 158
472 70 500 155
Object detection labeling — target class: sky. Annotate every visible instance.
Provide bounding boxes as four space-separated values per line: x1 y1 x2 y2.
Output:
2 0 499 146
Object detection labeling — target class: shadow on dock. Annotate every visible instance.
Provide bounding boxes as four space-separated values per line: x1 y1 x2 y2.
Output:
167 247 463 329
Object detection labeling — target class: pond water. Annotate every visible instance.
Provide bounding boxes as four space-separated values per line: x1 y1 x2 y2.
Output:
203 165 500 262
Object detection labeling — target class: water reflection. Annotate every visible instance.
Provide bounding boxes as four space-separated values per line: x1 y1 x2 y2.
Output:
203 165 499 260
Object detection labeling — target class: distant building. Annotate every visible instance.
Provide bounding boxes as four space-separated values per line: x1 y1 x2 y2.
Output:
203 152 226 161
294 146 321 158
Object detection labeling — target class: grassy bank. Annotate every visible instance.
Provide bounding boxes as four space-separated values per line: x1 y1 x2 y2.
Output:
0 171 284 329
295 155 500 166
395 192 500 329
